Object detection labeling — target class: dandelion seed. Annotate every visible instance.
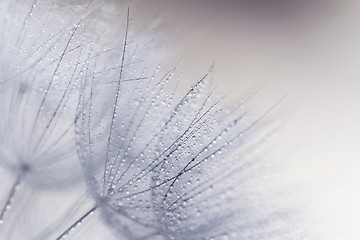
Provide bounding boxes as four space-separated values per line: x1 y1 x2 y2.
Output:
54 8 301 240
0 0 98 230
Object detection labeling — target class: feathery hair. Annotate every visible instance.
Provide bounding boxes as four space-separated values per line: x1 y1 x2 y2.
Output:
0 1 305 240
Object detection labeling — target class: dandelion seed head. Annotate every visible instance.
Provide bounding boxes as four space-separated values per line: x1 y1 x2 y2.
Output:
0 0 105 191
75 31 303 238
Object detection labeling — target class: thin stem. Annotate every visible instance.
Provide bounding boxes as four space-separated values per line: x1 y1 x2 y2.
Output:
56 206 97 240
102 7 130 196
0 173 23 223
